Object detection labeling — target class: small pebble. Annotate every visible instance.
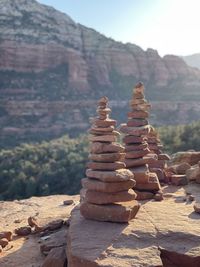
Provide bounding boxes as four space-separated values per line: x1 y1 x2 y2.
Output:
194 203 200 214
154 193 164 201
0 238 9 248
188 195 195 201
0 231 12 241
15 226 32 236
14 219 22 224
63 200 74 206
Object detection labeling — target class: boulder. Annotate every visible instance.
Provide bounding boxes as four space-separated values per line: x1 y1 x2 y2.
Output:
81 178 135 193
170 151 200 166
87 161 126 171
135 173 161 192
89 126 114 133
186 166 200 181
80 201 140 223
123 135 147 144
90 142 124 154
15 226 32 236
63 200 74 206
40 228 67 256
135 190 154 200
127 119 148 127
168 162 191 174
84 189 137 204
96 107 111 115
92 118 116 127
89 135 117 143
149 168 165 182
129 98 147 105
171 174 188 186
89 130 120 136
88 152 125 162
0 238 9 248
127 110 149 119
120 124 150 136
86 169 134 182
42 247 67 267
157 154 170 160
125 157 155 168
0 231 12 241
148 160 166 169
125 142 148 151
129 166 150 184
125 149 150 159
194 203 200 214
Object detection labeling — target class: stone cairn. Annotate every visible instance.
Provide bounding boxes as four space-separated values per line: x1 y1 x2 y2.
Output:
147 126 170 182
80 96 140 222
120 82 163 200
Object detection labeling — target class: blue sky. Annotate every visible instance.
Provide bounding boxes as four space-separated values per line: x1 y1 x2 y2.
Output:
38 0 200 56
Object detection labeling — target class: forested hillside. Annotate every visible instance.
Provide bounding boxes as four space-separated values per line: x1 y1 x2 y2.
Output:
0 121 200 201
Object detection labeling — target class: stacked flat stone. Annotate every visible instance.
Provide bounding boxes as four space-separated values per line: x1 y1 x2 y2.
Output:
80 96 140 222
120 82 162 200
147 126 170 182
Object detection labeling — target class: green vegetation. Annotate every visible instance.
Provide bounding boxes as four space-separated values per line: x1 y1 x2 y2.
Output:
0 135 88 201
158 121 200 154
0 121 200 201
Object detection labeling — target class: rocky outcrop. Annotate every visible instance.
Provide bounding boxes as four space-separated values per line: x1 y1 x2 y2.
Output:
170 151 200 166
67 184 200 267
186 163 200 183
0 194 78 267
0 0 200 147
1 186 200 267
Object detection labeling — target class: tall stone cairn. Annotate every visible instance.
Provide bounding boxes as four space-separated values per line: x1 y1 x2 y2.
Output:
80 96 140 223
120 82 163 201
147 126 170 182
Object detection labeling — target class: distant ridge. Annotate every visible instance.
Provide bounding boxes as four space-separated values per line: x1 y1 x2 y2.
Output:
182 53 200 70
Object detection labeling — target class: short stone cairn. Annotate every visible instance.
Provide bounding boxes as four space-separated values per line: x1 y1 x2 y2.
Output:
80 96 140 222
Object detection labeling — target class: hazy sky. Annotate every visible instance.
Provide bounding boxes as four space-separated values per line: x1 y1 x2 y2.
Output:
38 0 200 57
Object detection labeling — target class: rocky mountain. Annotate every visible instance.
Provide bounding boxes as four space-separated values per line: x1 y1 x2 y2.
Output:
0 0 200 148
182 53 200 69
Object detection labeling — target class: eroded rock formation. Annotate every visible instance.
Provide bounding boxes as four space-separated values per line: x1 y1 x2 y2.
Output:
0 0 200 147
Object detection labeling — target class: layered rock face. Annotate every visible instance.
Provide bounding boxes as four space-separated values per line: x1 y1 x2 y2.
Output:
80 97 140 222
120 83 162 200
1 0 200 147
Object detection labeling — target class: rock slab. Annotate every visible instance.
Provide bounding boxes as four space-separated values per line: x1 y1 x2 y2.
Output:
67 185 200 267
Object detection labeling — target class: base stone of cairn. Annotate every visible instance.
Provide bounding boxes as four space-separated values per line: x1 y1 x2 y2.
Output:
120 82 162 201
80 96 140 222
147 126 170 182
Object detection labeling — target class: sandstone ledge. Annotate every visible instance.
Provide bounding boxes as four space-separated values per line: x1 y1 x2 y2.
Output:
67 184 200 267
0 195 79 267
